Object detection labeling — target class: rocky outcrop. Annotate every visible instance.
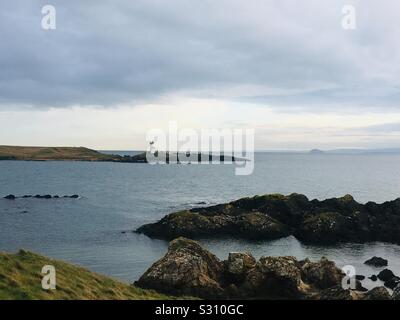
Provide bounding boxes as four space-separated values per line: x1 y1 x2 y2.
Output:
364 256 388 267
377 269 400 290
299 257 343 290
135 238 225 298
369 275 378 281
362 287 391 300
2 194 80 200
136 237 363 299
136 193 400 244
377 269 395 282
137 210 291 240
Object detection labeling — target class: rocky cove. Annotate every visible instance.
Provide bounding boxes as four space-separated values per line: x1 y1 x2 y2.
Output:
136 193 400 245
3 158 400 300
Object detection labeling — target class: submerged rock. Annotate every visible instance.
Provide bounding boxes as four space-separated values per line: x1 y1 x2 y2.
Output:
136 237 351 300
353 280 368 292
378 269 396 282
369 275 378 281
384 277 400 290
136 193 400 244
364 256 388 267
3 194 16 200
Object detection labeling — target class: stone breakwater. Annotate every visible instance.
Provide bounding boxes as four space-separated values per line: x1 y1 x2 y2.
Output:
135 237 396 300
136 193 400 244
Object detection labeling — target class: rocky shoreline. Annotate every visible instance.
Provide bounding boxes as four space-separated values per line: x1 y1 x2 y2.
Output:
136 193 400 244
135 237 398 300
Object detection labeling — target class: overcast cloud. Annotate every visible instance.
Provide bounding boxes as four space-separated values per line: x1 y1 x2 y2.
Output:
0 0 399 149
0 0 399 111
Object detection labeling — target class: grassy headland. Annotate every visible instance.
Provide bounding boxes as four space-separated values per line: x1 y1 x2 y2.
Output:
0 146 117 161
0 250 179 300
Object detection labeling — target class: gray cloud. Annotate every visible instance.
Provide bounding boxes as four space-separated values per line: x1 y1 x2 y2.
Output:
0 0 399 111
357 122 400 133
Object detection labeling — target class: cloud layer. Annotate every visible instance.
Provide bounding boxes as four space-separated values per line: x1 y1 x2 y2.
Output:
1 0 399 111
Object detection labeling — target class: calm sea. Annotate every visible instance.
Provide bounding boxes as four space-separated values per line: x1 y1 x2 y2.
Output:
1 152 400 289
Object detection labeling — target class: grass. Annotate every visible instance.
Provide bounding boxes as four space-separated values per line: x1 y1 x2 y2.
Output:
0 250 180 300
0 146 116 161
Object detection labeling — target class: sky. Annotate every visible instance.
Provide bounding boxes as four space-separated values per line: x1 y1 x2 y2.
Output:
0 0 399 150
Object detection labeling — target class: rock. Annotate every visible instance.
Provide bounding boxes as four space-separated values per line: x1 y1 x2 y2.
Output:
378 269 396 282
369 275 378 281
353 280 368 292
295 212 352 244
363 287 391 300
356 275 365 280
315 285 354 300
135 237 224 299
364 256 388 267
392 284 400 300
226 252 256 276
235 212 292 240
257 256 304 298
4 194 77 200
33 194 51 199
136 238 364 299
384 277 400 290
299 257 344 289
137 193 400 244
136 210 290 241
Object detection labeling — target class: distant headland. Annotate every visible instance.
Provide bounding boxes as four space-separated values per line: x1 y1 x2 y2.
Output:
0 146 238 163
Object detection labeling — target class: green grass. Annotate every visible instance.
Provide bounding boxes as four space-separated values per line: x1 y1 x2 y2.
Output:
0 146 116 161
0 250 180 300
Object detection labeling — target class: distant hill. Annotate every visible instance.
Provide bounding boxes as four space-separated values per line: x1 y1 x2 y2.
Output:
0 250 180 300
0 146 117 161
